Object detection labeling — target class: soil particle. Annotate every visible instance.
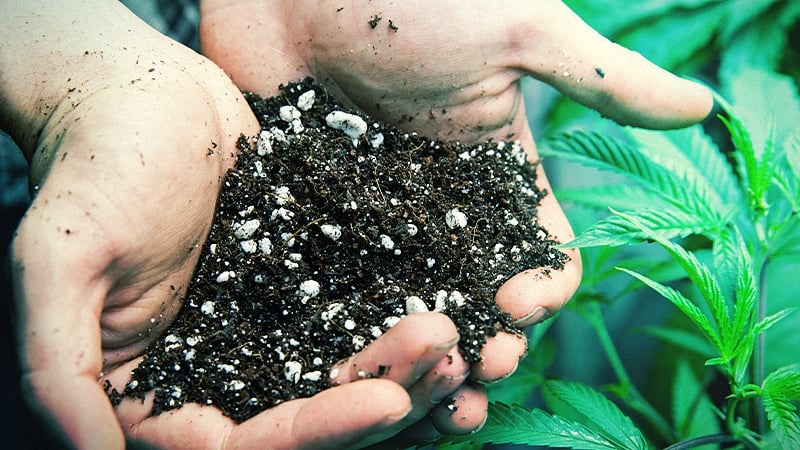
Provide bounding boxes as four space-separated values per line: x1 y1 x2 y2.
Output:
108 78 567 423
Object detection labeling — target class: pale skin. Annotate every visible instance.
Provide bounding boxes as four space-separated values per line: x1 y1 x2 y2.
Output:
0 0 712 449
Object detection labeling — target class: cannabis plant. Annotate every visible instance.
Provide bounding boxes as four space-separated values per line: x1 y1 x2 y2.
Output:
441 68 799 449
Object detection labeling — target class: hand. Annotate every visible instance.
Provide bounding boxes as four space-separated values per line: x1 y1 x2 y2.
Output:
3 2 473 449
199 0 713 442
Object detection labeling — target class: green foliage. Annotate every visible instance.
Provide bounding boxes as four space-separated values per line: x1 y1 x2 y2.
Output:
448 382 646 450
761 365 800 447
535 70 800 443
671 360 720 441
436 2 799 449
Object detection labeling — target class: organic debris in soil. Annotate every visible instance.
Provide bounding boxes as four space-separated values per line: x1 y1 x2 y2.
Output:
108 78 568 422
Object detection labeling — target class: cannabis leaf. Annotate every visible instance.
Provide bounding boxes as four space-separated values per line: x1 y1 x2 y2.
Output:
543 380 648 450
457 402 623 449
672 359 720 440
761 365 800 447
627 125 740 213
542 130 729 247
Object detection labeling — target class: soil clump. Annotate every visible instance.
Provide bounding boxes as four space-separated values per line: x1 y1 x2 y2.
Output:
108 78 567 422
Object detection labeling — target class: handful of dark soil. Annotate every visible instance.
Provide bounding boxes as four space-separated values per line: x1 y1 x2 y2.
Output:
109 78 567 422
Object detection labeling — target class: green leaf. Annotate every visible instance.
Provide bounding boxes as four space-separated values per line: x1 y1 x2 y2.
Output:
458 402 622 449
730 229 756 341
614 2 724 70
613 211 733 358
543 380 647 450
763 365 800 400
672 359 721 440
719 113 765 213
565 207 713 248
627 126 741 214
773 165 800 212
754 308 798 335
542 131 724 229
722 68 800 158
762 367 800 448
728 238 757 382
786 134 800 180
711 227 740 300
554 184 676 212
641 325 716 359
618 267 724 355
564 0 719 36
720 0 783 41
762 392 800 448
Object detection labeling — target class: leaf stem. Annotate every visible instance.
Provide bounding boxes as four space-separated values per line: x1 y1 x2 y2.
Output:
586 301 678 443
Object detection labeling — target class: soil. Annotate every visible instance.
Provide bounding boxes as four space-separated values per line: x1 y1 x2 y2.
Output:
107 78 567 422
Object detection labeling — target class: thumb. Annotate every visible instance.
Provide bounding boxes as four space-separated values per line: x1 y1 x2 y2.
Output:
523 0 713 129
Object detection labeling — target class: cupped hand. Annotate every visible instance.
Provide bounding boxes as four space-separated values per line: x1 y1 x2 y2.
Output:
200 0 713 442
4 1 476 449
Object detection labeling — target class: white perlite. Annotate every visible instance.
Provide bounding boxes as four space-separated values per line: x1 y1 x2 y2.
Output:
201 301 216 316
215 270 236 283
234 219 261 239
379 234 395 250
273 186 294 205
383 316 401 328
299 279 321 299
239 239 258 254
445 208 468 229
325 111 367 140
320 224 342 241
284 361 303 383
164 334 182 352
434 290 467 311
302 371 322 382
257 130 273 156
258 237 273 256
405 296 429 314
296 90 316 111
279 105 301 122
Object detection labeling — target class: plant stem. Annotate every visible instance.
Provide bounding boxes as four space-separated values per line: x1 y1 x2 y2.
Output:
662 432 737 450
586 301 678 443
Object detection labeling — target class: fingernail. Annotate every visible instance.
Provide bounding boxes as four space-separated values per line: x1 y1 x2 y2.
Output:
513 306 550 326
384 404 413 425
476 357 520 385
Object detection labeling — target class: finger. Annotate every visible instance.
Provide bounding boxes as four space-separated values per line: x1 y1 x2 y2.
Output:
367 382 488 449
522 0 713 129
124 379 411 450
470 331 527 382
488 120 582 326
350 348 470 448
330 312 459 387
431 382 488 435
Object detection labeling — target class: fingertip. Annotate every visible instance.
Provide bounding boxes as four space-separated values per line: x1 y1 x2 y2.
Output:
521 2 714 130
470 332 527 382
495 253 580 327
432 383 488 435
